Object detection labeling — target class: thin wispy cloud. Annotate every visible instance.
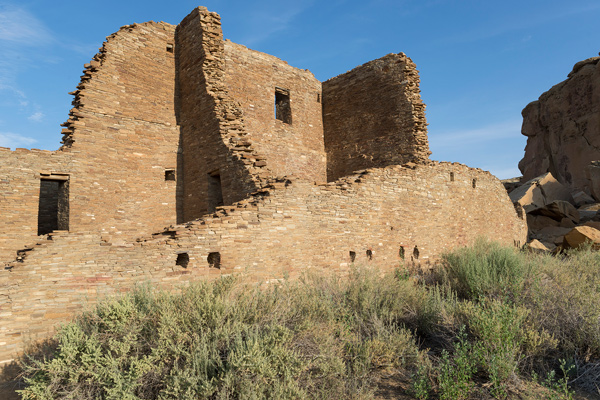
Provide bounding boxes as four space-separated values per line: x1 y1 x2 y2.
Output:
238 0 316 45
28 112 44 122
429 119 522 148
0 132 37 148
0 4 53 44
0 5 54 101
439 3 600 45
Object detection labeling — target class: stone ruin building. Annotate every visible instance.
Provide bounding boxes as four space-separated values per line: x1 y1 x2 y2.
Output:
0 7 526 363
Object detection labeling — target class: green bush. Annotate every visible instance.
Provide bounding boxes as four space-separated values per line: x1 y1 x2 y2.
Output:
436 327 476 400
525 247 600 360
441 238 532 301
19 270 426 400
17 241 600 399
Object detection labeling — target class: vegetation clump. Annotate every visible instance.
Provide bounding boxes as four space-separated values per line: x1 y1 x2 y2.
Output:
16 240 600 399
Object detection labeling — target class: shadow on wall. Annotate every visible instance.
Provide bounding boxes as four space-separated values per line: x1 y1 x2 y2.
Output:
173 33 184 224
0 338 58 400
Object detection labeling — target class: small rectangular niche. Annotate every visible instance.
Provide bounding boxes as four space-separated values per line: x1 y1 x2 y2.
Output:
166 43 174 53
275 87 292 124
165 169 176 181
207 170 224 213
208 252 221 269
38 175 69 235
176 252 189 268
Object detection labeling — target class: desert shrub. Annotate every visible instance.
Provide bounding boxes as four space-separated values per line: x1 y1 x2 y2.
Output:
521 246 600 380
456 300 529 398
441 238 532 301
19 269 428 400
436 327 476 400
19 242 600 399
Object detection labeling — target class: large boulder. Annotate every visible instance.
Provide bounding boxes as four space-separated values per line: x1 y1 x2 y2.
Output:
526 239 555 253
533 226 573 246
518 55 600 194
528 200 579 224
509 172 573 213
501 177 522 194
572 190 596 207
526 214 559 231
563 226 600 250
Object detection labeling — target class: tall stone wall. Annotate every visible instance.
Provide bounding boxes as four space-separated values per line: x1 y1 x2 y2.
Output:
0 148 72 261
0 22 182 262
61 21 181 237
224 41 326 182
519 56 600 192
322 53 430 181
177 8 284 221
0 162 526 363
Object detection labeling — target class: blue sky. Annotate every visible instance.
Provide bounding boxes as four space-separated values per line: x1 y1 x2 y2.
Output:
0 0 598 179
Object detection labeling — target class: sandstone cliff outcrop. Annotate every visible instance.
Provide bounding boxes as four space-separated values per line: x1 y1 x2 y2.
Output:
519 54 600 196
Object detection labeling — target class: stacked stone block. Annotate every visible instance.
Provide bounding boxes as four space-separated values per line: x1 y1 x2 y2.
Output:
323 53 431 181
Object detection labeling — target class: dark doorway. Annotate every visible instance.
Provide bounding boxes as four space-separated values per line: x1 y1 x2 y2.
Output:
38 177 69 235
207 170 224 213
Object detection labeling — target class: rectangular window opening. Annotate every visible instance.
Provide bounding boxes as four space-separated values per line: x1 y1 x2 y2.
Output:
38 176 69 235
274 87 292 124
166 43 174 53
208 170 224 213
165 169 176 181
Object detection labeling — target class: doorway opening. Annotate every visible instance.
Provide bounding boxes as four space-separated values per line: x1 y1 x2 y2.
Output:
38 176 69 235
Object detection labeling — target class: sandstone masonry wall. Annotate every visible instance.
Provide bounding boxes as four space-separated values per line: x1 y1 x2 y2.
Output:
323 53 430 181
0 163 526 362
224 41 326 182
61 22 181 237
0 148 73 261
1 22 181 262
519 56 600 192
176 8 275 221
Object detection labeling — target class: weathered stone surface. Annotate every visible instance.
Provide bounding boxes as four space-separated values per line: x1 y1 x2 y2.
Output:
323 53 430 181
563 226 600 249
583 221 600 230
572 190 595 207
533 226 573 244
0 163 527 363
519 54 600 194
578 209 598 222
559 218 577 229
527 214 560 231
527 239 555 253
509 172 573 213
529 200 579 224
501 177 522 194
587 162 600 201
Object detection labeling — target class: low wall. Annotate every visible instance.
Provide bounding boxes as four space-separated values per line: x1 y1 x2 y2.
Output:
0 162 526 363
